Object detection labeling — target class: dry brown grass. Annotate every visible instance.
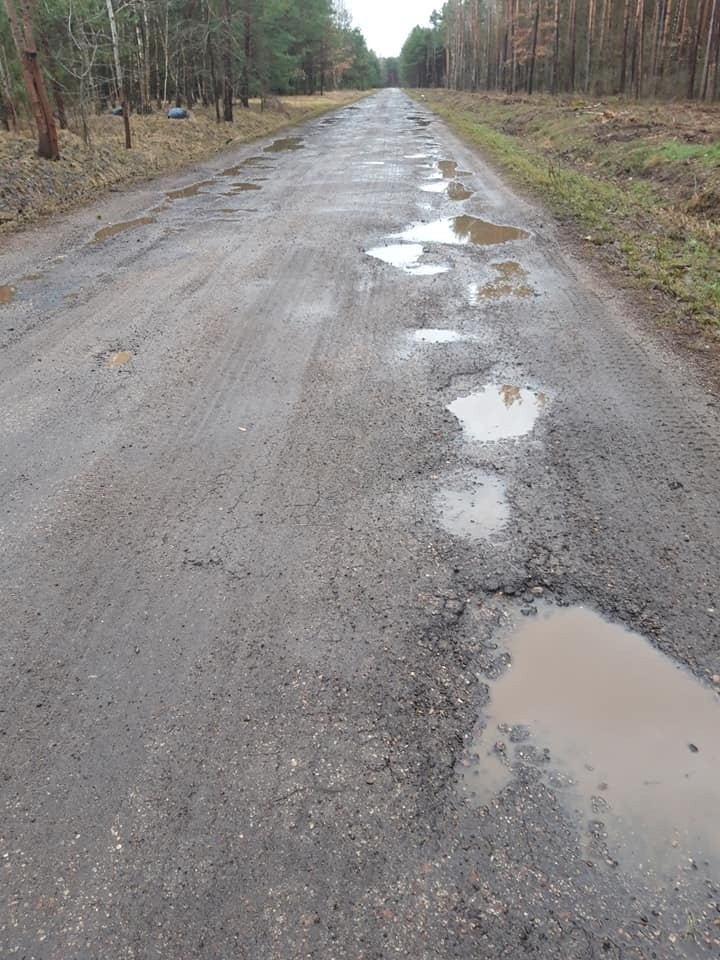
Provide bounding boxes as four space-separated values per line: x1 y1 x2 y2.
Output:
0 91 366 231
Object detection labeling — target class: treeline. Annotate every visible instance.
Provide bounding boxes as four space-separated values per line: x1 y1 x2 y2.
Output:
0 0 381 156
400 0 720 99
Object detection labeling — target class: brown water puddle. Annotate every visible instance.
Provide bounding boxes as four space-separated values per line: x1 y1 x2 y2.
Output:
366 243 448 277
437 159 458 178
221 157 268 175
396 216 529 247
0 285 16 304
447 181 473 201
106 350 132 367
464 606 720 875
434 474 508 541
264 137 304 152
224 182 262 194
165 180 215 201
94 216 156 242
448 385 547 443
470 261 533 301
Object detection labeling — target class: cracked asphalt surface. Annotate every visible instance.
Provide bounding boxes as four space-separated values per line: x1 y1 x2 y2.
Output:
1 89 719 958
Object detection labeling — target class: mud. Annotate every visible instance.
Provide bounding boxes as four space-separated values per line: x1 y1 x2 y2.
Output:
448 385 547 442
224 183 262 194
0 285 15 304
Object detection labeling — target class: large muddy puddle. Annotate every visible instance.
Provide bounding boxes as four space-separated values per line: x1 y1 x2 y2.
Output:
462 605 720 876
264 136 304 152
448 385 547 443
366 243 448 277
435 473 508 541
396 216 529 247
94 215 157 242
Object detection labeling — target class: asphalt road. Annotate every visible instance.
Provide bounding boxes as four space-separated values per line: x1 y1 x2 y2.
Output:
1 89 719 959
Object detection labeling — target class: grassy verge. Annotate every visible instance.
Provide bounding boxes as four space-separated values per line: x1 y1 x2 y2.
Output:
414 90 720 332
0 91 367 232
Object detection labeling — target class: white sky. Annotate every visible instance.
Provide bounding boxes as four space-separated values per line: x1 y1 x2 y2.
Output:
343 0 439 58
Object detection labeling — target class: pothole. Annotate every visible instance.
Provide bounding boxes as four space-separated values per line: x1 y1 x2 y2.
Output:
365 243 449 277
264 137 304 152
395 216 529 246
463 604 720 876
94 216 156 242
447 181 473 201
106 350 133 367
419 181 448 194
469 261 534 301
224 182 262 194
448 385 547 443
165 180 215 201
434 473 509 541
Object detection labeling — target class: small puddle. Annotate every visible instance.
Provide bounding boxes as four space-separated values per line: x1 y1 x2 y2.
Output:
412 329 463 343
396 216 529 247
437 159 458 178
434 473 508 541
0 285 16 304
366 243 448 277
106 350 132 367
94 216 156 242
469 261 534 301
222 157 267 174
448 385 546 443
419 181 447 194
468 606 720 876
447 181 473 201
19 273 43 282
405 153 428 159
165 180 215 201
264 137 304 152
224 182 262 193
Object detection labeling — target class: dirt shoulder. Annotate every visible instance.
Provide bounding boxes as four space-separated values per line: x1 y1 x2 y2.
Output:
0 91 366 233
413 90 720 345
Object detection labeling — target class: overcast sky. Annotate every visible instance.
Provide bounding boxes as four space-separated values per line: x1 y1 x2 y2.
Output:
343 0 438 58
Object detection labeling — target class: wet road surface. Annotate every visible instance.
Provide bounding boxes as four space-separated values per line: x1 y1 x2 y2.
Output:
1 89 720 958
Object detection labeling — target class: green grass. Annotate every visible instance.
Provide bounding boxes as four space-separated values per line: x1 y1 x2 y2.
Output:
416 91 720 331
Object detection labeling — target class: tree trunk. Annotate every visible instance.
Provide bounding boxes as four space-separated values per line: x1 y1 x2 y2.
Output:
3 0 59 158
39 31 67 127
620 0 632 92
527 0 540 93
552 0 560 92
222 0 233 120
701 0 719 98
105 0 132 147
586 0 597 90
